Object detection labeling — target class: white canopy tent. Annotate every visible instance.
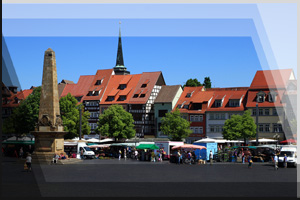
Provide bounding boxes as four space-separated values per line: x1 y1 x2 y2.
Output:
194 137 217 143
249 138 277 143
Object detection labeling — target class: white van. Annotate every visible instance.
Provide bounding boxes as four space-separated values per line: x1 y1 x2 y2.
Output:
278 146 297 167
64 141 95 159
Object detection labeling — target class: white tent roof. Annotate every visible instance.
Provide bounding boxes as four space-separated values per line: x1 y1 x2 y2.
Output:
194 137 217 143
86 138 101 143
5 136 35 142
99 138 114 143
249 138 277 142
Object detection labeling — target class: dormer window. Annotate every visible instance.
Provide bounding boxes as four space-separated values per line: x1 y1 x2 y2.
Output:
118 84 126 90
141 79 150 88
140 94 146 98
186 91 194 98
87 91 93 96
118 95 126 101
106 96 114 101
14 97 18 103
256 91 266 103
141 84 147 88
229 99 239 107
95 79 103 85
93 91 99 96
215 100 222 107
268 91 277 102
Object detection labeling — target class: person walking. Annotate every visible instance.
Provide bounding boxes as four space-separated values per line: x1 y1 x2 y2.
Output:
124 149 127 160
209 150 213 165
80 148 84 159
177 151 182 164
283 154 288 168
274 154 278 170
119 149 122 160
248 155 253 169
25 153 32 172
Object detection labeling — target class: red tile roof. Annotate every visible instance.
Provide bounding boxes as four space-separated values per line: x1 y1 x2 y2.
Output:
249 69 294 89
107 88 119 96
207 89 248 112
120 76 132 85
246 90 285 108
3 89 34 107
129 72 163 104
101 74 142 105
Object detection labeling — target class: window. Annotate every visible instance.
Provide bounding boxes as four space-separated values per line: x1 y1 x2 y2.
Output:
215 113 220 120
221 113 225 120
257 92 266 103
215 100 222 107
95 79 102 85
118 95 126 101
159 110 168 117
265 124 270 132
273 124 283 132
252 109 256 116
273 108 278 116
141 84 147 88
118 84 126 90
199 115 203 122
183 105 189 109
190 115 195 122
186 91 194 98
209 114 214 120
210 126 214 132
259 108 263 116
269 92 277 102
264 108 269 116
106 96 114 101
158 123 162 131
259 124 264 132
140 94 145 98
181 115 187 120
229 99 239 107
133 94 139 98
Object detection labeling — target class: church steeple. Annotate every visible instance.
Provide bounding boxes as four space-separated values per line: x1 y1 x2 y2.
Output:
116 23 124 67
113 21 130 75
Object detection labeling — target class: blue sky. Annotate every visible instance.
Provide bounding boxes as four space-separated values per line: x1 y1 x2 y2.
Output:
4 36 261 89
2 4 296 90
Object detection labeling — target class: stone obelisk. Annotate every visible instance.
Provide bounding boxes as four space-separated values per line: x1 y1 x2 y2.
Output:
32 48 66 161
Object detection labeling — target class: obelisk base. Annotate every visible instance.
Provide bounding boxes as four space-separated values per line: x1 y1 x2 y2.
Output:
31 130 67 163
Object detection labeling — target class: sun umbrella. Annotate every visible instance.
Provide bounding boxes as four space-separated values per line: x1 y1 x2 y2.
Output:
172 144 207 150
280 139 297 144
194 138 217 143
136 144 160 150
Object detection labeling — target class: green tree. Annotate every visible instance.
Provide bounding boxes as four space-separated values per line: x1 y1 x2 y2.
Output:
222 110 256 143
95 104 135 141
203 77 212 89
59 93 90 139
160 108 192 141
2 87 42 135
183 78 202 87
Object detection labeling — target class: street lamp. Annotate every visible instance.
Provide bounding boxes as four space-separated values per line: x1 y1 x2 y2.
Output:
273 133 280 151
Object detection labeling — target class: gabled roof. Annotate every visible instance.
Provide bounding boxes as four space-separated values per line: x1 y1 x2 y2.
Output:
83 69 114 101
175 86 204 107
207 89 248 112
249 69 294 90
154 85 182 103
101 74 142 105
61 75 95 103
129 72 163 104
246 89 285 108
191 91 214 103
3 89 34 107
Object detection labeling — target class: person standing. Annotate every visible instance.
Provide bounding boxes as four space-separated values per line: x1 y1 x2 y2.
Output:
25 153 32 172
209 150 213 165
124 149 127 160
135 149 138 160
242 151 245 164
283 154 288 168
19 147 24 158
80 148 84 159
119 149 122 160
274 154 278 170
